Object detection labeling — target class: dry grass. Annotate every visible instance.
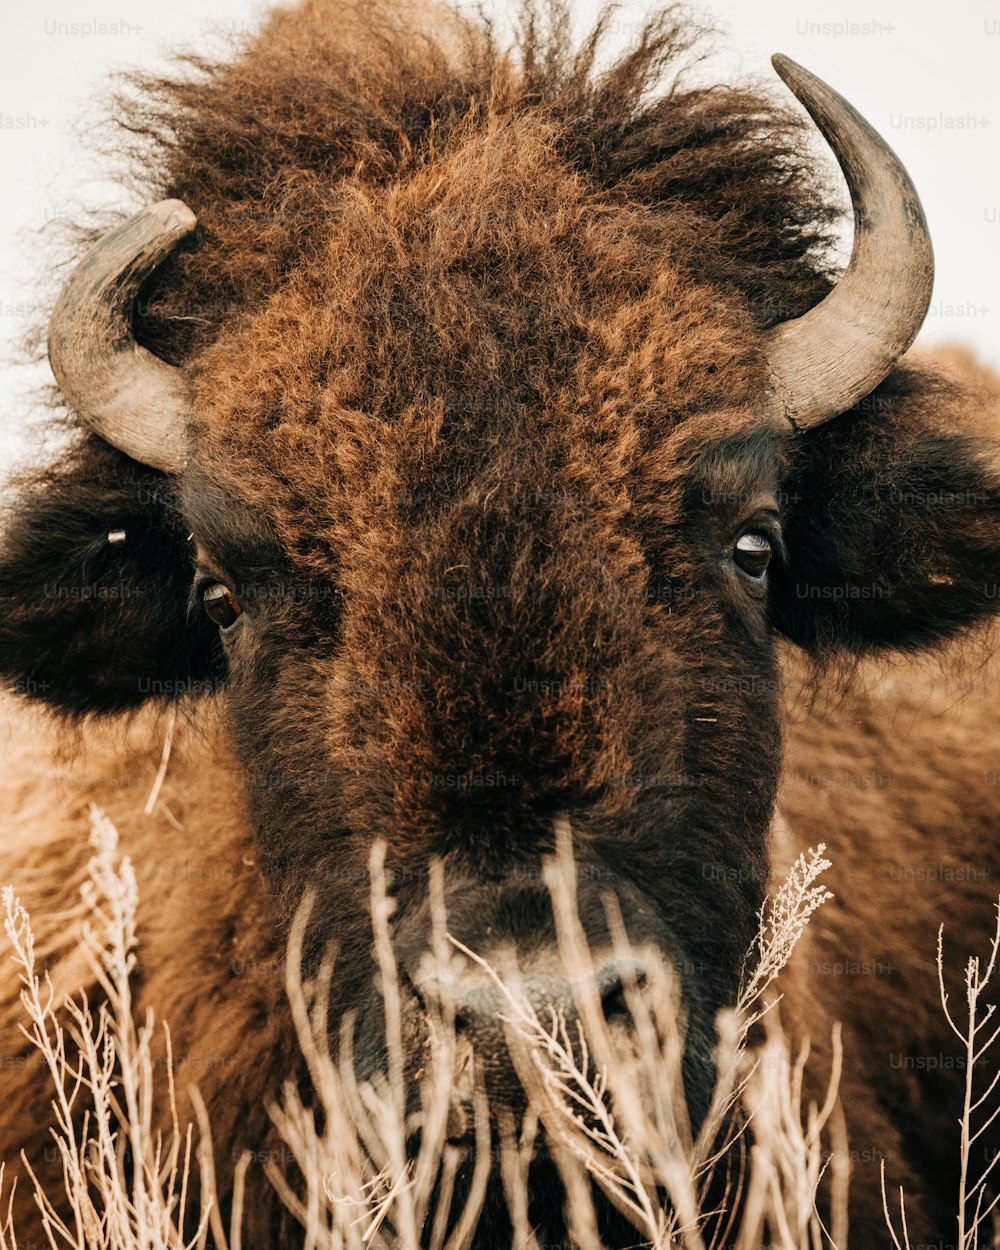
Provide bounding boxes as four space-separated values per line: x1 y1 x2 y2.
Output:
881 903 1000 1250
0 804 244 1250
0 807 993 1248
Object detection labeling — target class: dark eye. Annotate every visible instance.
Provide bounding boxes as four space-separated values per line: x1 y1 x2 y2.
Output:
733 532 773 580
202 582 243 628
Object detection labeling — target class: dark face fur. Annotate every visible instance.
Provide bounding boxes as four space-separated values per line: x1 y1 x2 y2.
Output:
3 3 1000 1241
164 153 799 1122
180 425 784 1127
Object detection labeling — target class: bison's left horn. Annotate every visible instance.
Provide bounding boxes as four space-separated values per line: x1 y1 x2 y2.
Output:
763 55 934 431
48 199 196 473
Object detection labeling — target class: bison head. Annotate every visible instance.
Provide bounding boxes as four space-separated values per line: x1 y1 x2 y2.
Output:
2 19 999 1238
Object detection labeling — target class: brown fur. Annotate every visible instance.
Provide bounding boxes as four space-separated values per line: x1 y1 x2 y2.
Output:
3 612 1000 1242
778 632 1000 1238
0 699 288 1238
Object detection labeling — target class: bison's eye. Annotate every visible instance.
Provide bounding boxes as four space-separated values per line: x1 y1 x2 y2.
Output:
733 532 772 580
202 582 243 628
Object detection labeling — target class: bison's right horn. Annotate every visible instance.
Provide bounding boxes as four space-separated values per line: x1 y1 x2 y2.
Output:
48 199 196 474
763 55 934 431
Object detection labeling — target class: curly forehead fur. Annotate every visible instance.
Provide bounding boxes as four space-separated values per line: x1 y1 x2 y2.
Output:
107 0 845 533
124 1 839 343
87 0 842 880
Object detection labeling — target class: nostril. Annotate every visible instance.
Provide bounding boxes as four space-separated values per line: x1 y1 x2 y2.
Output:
600 981 630 1024
598 964 648 1026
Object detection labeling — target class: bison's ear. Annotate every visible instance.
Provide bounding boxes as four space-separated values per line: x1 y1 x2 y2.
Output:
770 364 1000 654
0 435 222 715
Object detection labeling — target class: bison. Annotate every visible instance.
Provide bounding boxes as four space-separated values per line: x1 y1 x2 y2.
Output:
1 1 999 1245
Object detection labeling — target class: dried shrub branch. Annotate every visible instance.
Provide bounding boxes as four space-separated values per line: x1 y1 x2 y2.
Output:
0 808 905 1250
0 803 237 1250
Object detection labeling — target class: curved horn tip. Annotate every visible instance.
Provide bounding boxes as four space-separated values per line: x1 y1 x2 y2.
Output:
150 199 199 232
769 52 862 121
770 52 800 79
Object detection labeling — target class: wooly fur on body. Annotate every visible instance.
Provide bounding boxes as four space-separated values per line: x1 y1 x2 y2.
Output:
1 0 1000 1244
4 632 1000 1244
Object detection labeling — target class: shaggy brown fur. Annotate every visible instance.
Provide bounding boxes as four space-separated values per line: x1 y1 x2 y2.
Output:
3 628 1000 1242
777 635 1000 1239
2 1 1000 1246
0 697 288 1239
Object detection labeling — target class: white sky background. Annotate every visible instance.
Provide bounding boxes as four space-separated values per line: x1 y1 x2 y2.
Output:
1 0 997 474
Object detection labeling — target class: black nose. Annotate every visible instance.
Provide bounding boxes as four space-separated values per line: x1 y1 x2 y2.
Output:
417 953 650 1047
410 951 656 1144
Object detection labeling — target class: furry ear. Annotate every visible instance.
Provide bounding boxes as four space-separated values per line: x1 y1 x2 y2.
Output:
0 435 223 715
770 365 1000 654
